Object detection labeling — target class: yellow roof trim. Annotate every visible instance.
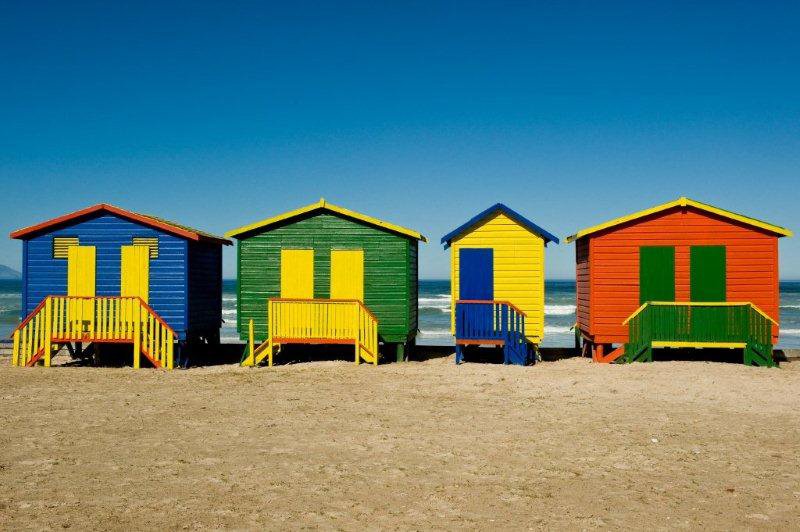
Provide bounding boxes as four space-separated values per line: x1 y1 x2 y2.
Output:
565 197 793 243
225 200 427 242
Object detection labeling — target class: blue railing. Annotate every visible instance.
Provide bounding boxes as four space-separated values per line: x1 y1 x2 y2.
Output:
455 300 529 365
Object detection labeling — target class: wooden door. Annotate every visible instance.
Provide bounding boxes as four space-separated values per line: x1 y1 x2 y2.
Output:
67 246 96 330
639 246 675 303
690 245 727 337
330 250 364 301
690 246 726 302
121 245 150 303
459 248 493 300
280 249 314 298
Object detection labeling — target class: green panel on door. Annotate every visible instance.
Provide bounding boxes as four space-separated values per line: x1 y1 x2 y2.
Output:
639 246 675 304
690 246 726 302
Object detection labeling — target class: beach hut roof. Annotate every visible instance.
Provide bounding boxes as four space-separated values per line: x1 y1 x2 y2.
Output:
225 199 427 241
564 197 793 243
10 204 232 245
440 203 560 248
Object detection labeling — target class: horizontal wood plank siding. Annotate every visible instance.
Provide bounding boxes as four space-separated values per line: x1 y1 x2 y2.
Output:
237 212 414 343
188 241 223 337
586 207 780 344
575 237 590 331
408 239 418 340
450 212 545 342
23 212 189 338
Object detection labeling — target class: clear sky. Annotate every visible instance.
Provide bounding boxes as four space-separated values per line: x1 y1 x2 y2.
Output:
1 1 798 279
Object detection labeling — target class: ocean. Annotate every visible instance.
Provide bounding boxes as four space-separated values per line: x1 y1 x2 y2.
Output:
3 279 800 348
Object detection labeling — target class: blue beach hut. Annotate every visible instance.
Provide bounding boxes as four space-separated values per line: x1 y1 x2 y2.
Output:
10 204 231 368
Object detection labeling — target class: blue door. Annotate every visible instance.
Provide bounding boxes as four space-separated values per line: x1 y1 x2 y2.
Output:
459 248 493 300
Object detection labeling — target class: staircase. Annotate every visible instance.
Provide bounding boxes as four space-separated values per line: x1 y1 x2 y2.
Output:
12 296 175 369
455 300 530 365
242 298 379 367
622 301 776 367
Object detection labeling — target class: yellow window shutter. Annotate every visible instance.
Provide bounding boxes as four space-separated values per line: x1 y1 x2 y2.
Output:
53 237 79 259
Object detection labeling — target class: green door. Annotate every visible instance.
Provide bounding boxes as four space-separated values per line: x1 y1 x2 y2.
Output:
690 246 726 301
690 246 726 339
639 246 675 304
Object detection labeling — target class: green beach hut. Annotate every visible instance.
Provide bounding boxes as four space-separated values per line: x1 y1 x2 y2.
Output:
225 199 427 366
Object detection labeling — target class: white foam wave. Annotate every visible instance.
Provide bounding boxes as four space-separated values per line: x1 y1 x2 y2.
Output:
780 329 800 336
418 328 453 337
544 325 573 334
545 304 576 316
781 305 800 310
223 296 236 303
222 309 237 317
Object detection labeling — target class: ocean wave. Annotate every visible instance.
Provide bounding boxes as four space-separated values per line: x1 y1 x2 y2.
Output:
544 325 574 334
418 328 453 337
222 309 237 317
545 304 576 316
419 296 450 311
780 329 800 336
781 305 800 310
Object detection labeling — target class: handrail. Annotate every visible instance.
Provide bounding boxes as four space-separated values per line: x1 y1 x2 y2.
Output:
10 298 47 336
269 297 379 321
456 299 528 317
11 295 176 336
12 295 174 369
260 298 380 366
623 301 778 326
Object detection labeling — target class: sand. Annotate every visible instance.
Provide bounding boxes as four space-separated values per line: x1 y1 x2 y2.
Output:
1 353 799 530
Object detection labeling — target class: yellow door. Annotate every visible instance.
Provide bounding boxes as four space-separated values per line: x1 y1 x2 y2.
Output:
330 250 364 301
121 245 150 303
68 246 96 297
280 249 314 298
67 246 96 330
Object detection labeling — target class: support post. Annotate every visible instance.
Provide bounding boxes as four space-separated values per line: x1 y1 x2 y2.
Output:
592 343 604 362
355 339 360 364
166 331 174 369
133 304 140 369
395 342 404 363
12 330 19 367
455 344 463 365
44 298 52 367
245 319 254 366
267 340 273 367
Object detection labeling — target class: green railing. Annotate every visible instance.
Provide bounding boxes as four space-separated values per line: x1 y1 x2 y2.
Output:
622 302 776 367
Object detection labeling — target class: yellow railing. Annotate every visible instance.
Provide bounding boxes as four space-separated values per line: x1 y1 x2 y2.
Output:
11 296 174 369
243 298 379 366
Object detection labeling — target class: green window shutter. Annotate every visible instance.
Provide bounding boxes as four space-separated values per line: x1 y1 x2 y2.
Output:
639 246 675 304
690 246 726 302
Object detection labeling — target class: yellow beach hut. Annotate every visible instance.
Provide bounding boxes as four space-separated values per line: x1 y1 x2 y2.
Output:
440 204 559 365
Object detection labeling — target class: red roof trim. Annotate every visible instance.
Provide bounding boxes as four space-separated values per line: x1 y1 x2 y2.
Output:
9 204 231 245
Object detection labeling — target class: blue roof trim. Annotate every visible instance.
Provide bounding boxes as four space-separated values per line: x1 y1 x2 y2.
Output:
440 203 560 248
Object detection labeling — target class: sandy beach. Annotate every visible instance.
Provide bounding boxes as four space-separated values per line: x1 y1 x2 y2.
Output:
1 353 799 530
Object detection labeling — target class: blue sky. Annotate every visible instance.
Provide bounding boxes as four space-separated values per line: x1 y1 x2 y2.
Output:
1 1 798 279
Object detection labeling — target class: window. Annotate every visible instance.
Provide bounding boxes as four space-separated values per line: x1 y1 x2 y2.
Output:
132 237 158 259
53 237 79 259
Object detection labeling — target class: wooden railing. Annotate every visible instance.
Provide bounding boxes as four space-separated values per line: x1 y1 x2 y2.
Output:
455 300 528 365
242 298 379 367
622 301 776 366
11 296 174 369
